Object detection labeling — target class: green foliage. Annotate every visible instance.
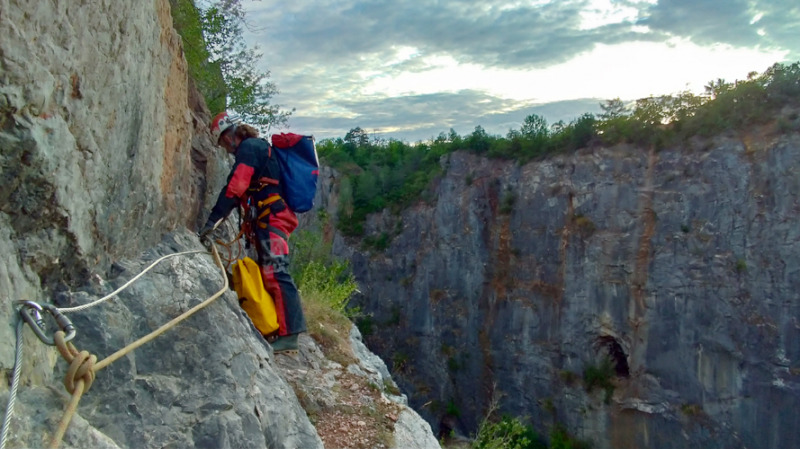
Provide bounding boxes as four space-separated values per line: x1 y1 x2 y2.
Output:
583 358 615 404
558 370 579 386
169 0 226 113
541 398 555 415
169 0 290 130
288 229 359 364
297 260 357 315
363 232 390 251
291 230 333 276
392 351 409 373
320 62 798 243
291 229 358 316
466 171 475 186
383 379 401 396
473 415 546 449
356 314 374 336
521 114 549 140
320 131 446 236
680 403 704 417
446 400 461 418
549 424 592 449
385 306 401 326
572 214 596 238
500 190 516 215
447 356 462 372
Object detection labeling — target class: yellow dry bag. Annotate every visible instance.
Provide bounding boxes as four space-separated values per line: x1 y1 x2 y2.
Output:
231 257 279 336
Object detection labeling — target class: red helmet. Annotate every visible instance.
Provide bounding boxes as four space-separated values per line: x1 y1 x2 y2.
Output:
210 111 241 144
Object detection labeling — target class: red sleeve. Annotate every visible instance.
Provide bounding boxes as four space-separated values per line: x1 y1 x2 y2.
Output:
225 164 255 198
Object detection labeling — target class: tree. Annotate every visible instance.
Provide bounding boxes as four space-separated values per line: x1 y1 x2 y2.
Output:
599 98 628 120
344 127 370 148
448 128 462 147
200 1 292 130
467 125 491 152
704 78 730 99
520 114 548 139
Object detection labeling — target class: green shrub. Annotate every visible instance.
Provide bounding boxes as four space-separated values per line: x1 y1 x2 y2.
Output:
583 358 615 404
392 351 409 373
473 415 546 449
363 232 390 251
446 400 461 418
356 314 374 336
550 424 592 449
290 230 359 364
500 190 516 215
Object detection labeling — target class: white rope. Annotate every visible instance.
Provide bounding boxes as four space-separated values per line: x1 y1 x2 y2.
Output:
0 319 24 449
57 250 207 313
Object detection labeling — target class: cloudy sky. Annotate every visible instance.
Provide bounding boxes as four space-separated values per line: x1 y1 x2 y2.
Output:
242 0 799 142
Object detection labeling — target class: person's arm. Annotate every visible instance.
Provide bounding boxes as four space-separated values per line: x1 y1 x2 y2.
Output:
200 139 264 233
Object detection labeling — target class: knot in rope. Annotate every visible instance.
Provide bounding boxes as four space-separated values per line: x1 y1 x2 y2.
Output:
54 331 97 395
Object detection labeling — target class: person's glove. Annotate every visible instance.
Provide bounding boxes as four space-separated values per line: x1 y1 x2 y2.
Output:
198 220 216 245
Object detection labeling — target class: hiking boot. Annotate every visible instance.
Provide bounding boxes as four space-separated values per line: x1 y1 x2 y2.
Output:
271 334 299 355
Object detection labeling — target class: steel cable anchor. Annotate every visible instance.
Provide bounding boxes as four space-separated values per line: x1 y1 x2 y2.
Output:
16 301 76 345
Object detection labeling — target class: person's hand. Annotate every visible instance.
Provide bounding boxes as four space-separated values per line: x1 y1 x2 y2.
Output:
198 220 216 245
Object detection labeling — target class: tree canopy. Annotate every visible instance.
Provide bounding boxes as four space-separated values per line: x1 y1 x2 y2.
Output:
318 62 799 239
170 0 292 131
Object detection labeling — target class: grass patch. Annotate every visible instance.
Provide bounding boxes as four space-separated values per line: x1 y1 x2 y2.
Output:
500 190 516 215
301 287 357 366
572 214 596 237
680 403 703 417
293 230 360 366
392 351 409 373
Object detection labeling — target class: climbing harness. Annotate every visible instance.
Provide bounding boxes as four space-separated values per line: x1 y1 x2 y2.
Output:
1 244 228 449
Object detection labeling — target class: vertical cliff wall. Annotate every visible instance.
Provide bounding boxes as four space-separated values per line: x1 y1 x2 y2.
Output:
0 2 441 448
0 0 319 446
0 0 229 394
329 123 800 448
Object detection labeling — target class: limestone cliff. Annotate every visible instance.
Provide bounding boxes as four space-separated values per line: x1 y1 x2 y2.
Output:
0 1 437 448
325 123 800 448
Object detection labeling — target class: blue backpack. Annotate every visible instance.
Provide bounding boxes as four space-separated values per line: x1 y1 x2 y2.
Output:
271 133 319 213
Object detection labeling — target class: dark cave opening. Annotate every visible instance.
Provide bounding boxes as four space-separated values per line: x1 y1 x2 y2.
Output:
597 335 630 377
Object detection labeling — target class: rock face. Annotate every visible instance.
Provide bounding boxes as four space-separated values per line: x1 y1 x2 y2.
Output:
274 325 440 448
330 128 800 448
1 1 440 448
0 0 229 383
5 231 322 449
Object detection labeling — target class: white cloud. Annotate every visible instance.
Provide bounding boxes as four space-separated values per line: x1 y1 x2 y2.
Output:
361 39 786 106
242 0 799 141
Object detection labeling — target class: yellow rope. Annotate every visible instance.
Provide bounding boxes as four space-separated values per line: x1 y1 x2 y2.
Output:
49 379 84 449
48 244 228 448
49 334 92 449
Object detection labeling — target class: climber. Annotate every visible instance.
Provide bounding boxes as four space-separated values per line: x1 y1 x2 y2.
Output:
199 111 307 354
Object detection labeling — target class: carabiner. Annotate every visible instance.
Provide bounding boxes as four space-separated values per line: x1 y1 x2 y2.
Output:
16 300 76 346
